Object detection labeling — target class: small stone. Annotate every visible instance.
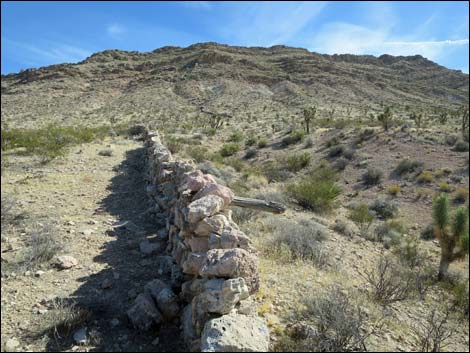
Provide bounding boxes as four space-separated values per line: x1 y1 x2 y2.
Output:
139 239 161 255
73 327 87 345
152 337 160 346
35 270 45 277
55 255 78 269
5 338 20 351
128 288 138 299
81 229 93 237
24 271 31 276
110 318 120 328
101 279 113 289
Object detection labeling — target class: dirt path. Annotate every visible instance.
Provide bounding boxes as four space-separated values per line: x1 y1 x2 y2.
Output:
1 138 184 352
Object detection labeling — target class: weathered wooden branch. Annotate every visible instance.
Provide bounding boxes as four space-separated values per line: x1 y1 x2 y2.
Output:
231 196 286 214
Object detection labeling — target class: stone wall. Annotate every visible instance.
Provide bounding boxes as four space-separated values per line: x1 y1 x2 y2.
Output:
126 129 269 352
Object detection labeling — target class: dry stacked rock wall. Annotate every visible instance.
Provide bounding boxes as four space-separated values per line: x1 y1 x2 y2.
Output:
127 129 269 352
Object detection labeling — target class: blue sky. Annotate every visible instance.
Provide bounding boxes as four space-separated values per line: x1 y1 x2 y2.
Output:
2 1 469 74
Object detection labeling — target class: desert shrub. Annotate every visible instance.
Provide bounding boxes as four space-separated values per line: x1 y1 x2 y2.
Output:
412 307 454 352
229 131 243 142
332 219 353 237
395 235 424 268
355 128 375 145
187 146 209 162
362 167 383 186
166 135 188 154
303 137 314 148
231 207 256 225
438 182 451 192
374 219 406 246
245 136 257 146
332 157 348 171
387 185 401 196
205 128 217 136
343 148 356 160
325 136 339 148
263 161 293 182
257 138 268 148
219 143 240 157
420 223 435 240
328 144 344 158
283 152 311 172
348 203 374 237
361 256 416 305
25 223 63 267
263 217 328 268
127 124 146 136
297 286 371 352
1 195 17 226
282 130 305 146
1 125 109 162
286 165 341 213
369 199 399 220
453 187 469 204
445 134 459 146
417 170 434 183
453 139 469 152
394 159 424 177
446 279 469 320
224 157 246 172
244 148 258 159
40 298 91 339
98 148 113 157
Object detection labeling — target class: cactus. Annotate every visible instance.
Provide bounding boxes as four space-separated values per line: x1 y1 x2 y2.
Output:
377 106 393 131
302 106 316 134
433 193 469 280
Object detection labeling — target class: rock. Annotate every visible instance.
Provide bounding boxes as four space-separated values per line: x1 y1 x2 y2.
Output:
34 270 45 277
192 278 249 315
194 214 229 236
286 322 319 339
127 293 163 331
4 338 20 351
144 279 179 319
194 184 234 207
55 255 78 269
187 195 225 224
182 170 217 192
80 229 93 237
182 304 201 352
200 249 259 294
152 337 160 346
156 287 180 319
236 297 258 316
208 228 253 252
110 318 120 328
73 327 87 345
185 236 209 252
101 278 113 289
182 252 209 276
201 313 269 352
139 239 161 255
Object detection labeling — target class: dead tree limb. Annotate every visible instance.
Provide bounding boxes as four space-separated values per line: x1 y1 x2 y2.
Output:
231 196 286 214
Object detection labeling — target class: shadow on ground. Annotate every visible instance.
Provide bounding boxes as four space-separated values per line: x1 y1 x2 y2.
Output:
41 147 184 352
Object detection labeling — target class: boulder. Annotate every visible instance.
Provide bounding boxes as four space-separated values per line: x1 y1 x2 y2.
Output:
127 293 163 330
201 313 269 352
194 184 234 207
187 195 225 224
194 214 229 236
208 228 253 251
185 236 210 252
182 170 217 192
139 239 161 255
55 255 78 269
182 304 201 352
200 249 259 293
182 252 208 275
144 279 180 320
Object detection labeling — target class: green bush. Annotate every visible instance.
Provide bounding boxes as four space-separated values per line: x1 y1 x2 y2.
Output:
257 138 268 148
229 131 244 142
328 145 344 158
219 143 241 157
362 167 383 186
245 136 257 147
453 139 469 152
282 130 305 146
187 146 209 162
1 124 109 162
394 159 424 177
283 152 311 172
348 203 374 236
286 165 341 213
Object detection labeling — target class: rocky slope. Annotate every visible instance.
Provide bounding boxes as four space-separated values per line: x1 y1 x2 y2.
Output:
1 42 468 129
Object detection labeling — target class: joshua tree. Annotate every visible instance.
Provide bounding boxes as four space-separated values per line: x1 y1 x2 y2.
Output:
302 106 317 134
410 112 424 130
458 105 469 138
377 106 393 131
433 193 469 280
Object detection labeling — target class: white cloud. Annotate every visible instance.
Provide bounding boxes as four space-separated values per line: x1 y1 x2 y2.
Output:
4 38 92 65
107 23 127 37
219 1 327 46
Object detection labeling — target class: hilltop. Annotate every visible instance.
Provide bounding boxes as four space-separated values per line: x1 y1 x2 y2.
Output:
1 42 468 129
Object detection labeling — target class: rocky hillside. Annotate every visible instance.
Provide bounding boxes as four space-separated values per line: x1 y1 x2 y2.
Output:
1 42 469 128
